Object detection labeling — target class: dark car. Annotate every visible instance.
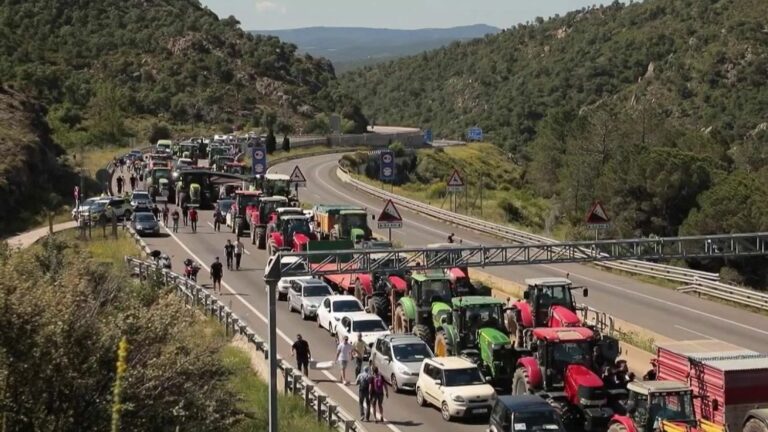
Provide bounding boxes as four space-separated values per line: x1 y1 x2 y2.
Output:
489 395 566 432
131 212 160 236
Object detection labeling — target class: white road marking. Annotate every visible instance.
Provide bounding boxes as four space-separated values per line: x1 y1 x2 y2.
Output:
313 159 768 339
674 325 715 340
161 224 402 432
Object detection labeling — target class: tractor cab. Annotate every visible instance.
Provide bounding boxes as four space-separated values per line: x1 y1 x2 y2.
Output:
233 190 262 234
224 162 245 175
273 215 314 252
208 145 227 160
264 173 292 197
410 273 453 308
256 196 289 222
519 278 587 329
426 243 487 295
621 381 697 432
338 210 372 243
179 143 198 161
212 155 235 172
528 327 597 388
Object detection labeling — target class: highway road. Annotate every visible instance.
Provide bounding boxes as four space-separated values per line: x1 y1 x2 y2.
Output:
116 151 768 432
270 153 768 352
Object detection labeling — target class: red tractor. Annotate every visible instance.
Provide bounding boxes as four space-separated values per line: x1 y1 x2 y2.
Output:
507 277 588 347
512 327 621 432
232 190 262 237
267 214 317 256
248 196 289 248
426 243 492 296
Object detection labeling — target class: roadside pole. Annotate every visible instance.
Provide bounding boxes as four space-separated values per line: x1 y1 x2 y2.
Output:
267 279 278 432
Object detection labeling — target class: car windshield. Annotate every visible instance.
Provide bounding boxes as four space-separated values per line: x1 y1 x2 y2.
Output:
421 279 452 303
333 300 363 313
303 284 332 297
443 367 485 386
343 213 368 229
81 198 99 208
512 411 563 432
551 341 592 369
132 193 149 201
153 169 170 179
218 200 234 213
286 219 311 236
238 194 260 207
535 286 574 307
352 319 387 332
92 201 107 210
464 305 503 327
135 213 156 222
280 260 307 273
393 343 432 362
268 180 290 196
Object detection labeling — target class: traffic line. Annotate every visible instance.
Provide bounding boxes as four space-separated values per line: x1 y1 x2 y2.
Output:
674 325 715 340
316 159 768 339
161 224 402 432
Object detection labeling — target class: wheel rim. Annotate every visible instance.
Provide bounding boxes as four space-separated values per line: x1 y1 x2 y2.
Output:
391 374 398 391
416 389 423 405
441 403 450 420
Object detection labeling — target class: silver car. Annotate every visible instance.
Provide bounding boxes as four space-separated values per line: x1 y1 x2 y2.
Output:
287 279 333 320
130 190 152 208
72 197 101 221
371 334 434 393
131 212 160 236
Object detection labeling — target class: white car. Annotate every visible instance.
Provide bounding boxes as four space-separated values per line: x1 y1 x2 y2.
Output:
333 312 390 347
316 295 365 334
416 357 496 422
265 256 310 300
130 190 152 208
276 275 314 301
287 278 334 320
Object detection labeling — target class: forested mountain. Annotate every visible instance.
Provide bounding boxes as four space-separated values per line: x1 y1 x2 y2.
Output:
0 0 353 147
252 25 500 72
341 0 768 285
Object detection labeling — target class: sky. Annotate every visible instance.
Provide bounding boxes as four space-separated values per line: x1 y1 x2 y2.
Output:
200 0 605 31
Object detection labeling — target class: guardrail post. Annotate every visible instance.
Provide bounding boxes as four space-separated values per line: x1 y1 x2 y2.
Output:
316 395 326 422
193 286 199 308
284 367 293 394
304 384 313 409
327 404 336 427
218 304 224 324
292 372 301 395
344 420 354 432
225 311 231 336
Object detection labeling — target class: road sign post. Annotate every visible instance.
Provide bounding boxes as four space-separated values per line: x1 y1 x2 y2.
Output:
424 129 433 144
377 199 403 242
379 150 395 191
585 201 611 240
466 127 483 142
289 165 306 200
446 169 465 213
251 142 267 176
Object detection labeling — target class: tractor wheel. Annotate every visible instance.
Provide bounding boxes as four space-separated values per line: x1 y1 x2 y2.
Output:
413 324 434 346
370 296 390 321
744 419 768 432
512 368 533 395
548 400 581 432
257 229 266 250
393 306 408 334
608 423 628 432
434 331 451 357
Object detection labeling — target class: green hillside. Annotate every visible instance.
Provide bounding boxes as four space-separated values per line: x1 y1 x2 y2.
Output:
0 0 354 147
340 0 768 286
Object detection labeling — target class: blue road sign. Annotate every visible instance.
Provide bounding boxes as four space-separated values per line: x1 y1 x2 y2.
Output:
251 143 267 175
466 127 483 141
380 150 395 181
424 129 433 143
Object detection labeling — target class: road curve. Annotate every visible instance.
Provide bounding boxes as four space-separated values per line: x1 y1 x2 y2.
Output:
271 153 768 352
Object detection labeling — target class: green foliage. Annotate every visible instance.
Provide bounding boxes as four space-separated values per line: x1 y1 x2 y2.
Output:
305 114 331 134
147 122 172 145
388 141 405 157
282 135 291 152
341 103 369 134
0 237 242 430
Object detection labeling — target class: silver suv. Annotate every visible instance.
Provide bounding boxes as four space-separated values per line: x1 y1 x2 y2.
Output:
287 278 333 320
371 334 434 393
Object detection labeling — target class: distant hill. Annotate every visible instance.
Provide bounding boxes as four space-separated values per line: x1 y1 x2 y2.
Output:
251 25 500 72
0 0 351 146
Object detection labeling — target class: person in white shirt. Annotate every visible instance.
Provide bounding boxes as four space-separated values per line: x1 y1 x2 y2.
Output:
336 336 354 384
234 239 244 270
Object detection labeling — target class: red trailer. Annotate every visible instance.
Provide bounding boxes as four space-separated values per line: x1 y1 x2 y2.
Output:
655 339 768 432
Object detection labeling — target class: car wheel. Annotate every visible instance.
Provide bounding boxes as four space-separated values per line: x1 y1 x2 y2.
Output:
330 323 336 336
301 307 308 321
391 374 400 393
317 316 323 328
416 387 427 407
441 402 453 422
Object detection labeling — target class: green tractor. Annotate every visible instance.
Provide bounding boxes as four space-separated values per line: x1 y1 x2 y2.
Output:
391 272 454 346
433 296 517 391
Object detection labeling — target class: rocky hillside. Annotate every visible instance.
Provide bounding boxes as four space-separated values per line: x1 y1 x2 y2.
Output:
0 86 76 236
341 0 767 146
0 0 351 142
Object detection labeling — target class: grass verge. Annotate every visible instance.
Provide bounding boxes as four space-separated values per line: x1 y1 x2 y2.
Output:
52 227 141 264
221 345 333 432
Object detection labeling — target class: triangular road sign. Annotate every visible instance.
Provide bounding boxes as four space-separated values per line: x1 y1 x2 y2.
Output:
289 165 306 183
378 199 403 223
447 169 464 187
586 201 610 224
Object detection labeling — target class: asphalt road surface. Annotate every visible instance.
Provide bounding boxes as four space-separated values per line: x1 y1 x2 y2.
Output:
117 152 768 432
270 154 768 352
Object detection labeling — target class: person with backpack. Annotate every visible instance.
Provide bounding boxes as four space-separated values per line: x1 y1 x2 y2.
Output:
189 207 198 233
369 366 389 423
171 208 180 233
355 366 372 422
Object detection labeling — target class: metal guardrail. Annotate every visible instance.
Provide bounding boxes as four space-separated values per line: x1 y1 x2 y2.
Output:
125 256 361 432
337 166 768 311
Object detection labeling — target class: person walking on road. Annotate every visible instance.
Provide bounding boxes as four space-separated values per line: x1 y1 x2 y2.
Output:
369 366 389 423
210 257 223 293
171 208 180 233
181 202 189 226
151 204 160 221
353 333 367 376
116 175 124 195
336 335 353 385
129 173 137 191
447 233 455 244
234 238 244 270
213 205 223 232
291 334 311 375
355 366 373 422
189 207 198 233
224 240 235 270
162 204 169 226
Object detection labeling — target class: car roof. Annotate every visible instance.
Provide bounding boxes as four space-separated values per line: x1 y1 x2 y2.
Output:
427 356 477 369
525 277 572 286
497 395 557 412
297 278 328 285
627 380 691 395
330 295 360 302
382 334 428 345
532 327 594 342
345 312 383 321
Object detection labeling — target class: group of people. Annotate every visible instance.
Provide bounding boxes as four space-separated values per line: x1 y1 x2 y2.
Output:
291 333 389 423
